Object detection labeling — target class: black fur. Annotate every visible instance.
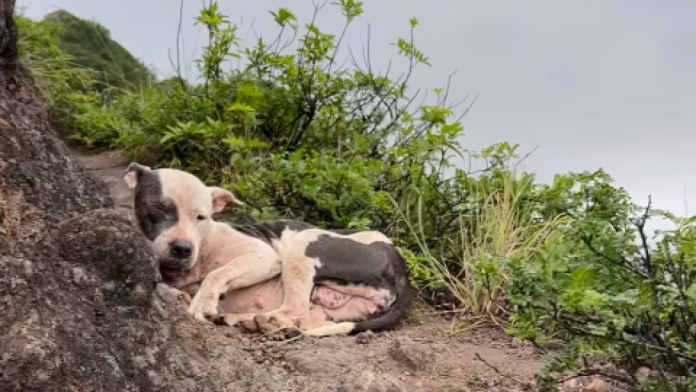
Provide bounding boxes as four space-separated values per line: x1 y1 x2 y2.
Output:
130 167 179 241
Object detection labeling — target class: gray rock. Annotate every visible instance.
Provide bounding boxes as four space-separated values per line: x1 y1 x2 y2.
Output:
387 337 435 373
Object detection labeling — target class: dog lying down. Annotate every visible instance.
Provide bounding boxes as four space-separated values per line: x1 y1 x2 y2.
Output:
123 163 414 337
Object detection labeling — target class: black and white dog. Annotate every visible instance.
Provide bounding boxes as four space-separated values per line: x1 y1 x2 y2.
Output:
124 163 413 336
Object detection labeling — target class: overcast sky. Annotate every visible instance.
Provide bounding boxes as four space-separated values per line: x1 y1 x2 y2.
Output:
18 0 696 229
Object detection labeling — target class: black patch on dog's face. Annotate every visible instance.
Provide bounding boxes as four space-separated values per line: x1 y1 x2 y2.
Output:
305 235 396 290
132 170 179 241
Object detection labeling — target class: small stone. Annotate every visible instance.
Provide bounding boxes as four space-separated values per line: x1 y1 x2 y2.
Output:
252 349 264 363
72 267 88 284
269 350 284 360
282 362 294 372
635 366 656 380
351 371 405 392
582 377 609 392
356 331 375 344
22 260 33 276
561 378 579 390
387 337 435 373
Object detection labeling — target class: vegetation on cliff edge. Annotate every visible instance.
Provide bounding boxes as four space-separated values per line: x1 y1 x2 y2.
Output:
45 9 155 91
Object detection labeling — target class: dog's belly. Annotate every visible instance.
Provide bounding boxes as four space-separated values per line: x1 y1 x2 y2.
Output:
312 283 391 322
217 279 389 323
217 277 285 314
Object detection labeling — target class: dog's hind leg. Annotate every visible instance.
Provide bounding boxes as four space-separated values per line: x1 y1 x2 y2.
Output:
187 252 281 322
252 253 318 332
252 304 356 339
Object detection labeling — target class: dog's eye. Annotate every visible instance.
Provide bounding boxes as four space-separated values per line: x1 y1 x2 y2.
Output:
196 215 207 221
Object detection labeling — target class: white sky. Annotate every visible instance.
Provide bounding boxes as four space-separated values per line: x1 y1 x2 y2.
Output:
18 0 696 232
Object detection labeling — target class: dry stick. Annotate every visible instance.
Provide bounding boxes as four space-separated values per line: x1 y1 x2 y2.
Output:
556 368 634 388
474 352 533 390
261 326 305 345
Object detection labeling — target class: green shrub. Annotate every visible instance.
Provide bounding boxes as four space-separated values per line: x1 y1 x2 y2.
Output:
58 1 480 246
508 170 696 391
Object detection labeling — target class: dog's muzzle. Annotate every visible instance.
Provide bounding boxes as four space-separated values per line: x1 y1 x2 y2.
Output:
158 240 194 271
169 240 192 260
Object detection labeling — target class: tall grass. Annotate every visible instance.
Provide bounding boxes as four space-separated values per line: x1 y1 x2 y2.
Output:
394 158 567 327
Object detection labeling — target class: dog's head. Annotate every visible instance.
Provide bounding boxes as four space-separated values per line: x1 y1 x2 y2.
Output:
123 163 244 271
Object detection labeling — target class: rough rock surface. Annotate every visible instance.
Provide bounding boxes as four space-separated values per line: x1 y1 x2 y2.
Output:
0 3 555 391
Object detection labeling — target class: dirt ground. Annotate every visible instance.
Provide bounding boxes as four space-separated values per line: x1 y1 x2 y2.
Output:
72 150 620 392
172 307 547 391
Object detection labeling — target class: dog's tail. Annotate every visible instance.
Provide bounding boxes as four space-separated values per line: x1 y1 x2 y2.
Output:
351 245 414 334
303 246 414 337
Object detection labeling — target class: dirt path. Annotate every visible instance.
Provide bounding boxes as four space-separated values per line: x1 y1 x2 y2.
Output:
74 150 134 213
71 150 615 391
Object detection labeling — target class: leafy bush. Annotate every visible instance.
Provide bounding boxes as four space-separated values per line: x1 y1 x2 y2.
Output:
508 170 696 391
56 1 487 244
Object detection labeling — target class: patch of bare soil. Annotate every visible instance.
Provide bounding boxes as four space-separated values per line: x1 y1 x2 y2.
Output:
74 151 133 212
74 149 627 391
228 312 545 392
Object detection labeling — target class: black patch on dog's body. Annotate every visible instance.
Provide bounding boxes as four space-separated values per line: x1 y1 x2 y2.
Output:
305 235 395 290
132 170 179 241
229 219 399 290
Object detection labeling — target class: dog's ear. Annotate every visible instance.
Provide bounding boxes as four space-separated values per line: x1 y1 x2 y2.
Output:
123 162 151 189
209 186 245 213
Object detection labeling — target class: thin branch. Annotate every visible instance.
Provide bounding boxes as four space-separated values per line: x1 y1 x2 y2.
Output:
474 352 533 390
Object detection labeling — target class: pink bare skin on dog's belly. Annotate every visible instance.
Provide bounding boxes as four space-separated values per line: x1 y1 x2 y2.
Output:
217 277 285 314
216 279 387 322
313 285 385 321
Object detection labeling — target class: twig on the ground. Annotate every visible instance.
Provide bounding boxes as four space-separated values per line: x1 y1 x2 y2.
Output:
434 309 468 315
261 326 305 345
474 352 534 390
556 367 635 388
408 337 439 343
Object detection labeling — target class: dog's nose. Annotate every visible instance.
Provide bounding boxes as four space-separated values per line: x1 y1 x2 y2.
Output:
169 240 193 260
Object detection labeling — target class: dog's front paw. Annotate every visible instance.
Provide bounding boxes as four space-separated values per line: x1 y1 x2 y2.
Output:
252 313 302 341
187 295 218 322
253 311 298 332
